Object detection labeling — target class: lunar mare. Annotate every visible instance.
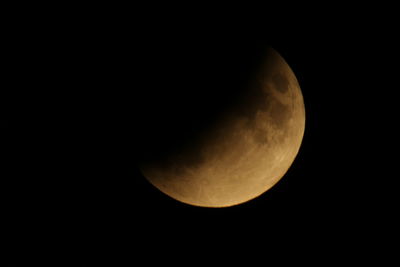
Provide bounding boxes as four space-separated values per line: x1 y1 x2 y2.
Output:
140 47 305 207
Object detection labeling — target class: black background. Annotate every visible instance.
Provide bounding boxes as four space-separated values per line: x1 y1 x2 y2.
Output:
2 6 398 265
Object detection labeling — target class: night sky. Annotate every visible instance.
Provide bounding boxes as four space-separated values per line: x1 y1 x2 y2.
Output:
2 10 398 265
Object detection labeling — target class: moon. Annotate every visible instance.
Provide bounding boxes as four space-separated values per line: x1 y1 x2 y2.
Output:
140 47 305 207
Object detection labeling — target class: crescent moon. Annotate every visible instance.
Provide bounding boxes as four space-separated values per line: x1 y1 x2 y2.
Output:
140 47 305 207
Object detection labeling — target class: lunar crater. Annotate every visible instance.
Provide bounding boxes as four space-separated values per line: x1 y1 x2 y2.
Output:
272 72 290 93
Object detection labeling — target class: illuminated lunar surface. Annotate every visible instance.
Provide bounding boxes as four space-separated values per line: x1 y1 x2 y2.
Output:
140 47 305 207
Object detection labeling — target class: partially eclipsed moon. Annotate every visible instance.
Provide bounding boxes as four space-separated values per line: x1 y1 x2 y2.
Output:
140 47 305 207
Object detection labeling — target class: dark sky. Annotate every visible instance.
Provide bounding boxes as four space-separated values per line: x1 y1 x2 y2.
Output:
2 10 398 265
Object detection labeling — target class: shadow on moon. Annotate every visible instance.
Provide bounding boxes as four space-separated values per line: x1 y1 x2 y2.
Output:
136 45 305 207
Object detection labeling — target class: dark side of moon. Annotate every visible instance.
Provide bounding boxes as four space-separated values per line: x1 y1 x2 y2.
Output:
139 47 305 207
